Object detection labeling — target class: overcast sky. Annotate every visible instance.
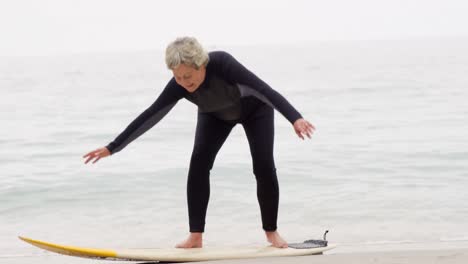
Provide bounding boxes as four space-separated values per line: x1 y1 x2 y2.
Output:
1 0 467 55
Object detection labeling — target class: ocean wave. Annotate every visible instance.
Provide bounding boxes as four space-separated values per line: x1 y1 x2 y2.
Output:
440 237 468 242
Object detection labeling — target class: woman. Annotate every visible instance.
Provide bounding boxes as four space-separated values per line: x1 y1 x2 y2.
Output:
83 37 315 248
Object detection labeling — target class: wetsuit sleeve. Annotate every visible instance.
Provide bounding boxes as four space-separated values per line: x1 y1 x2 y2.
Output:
106 78 186 154
215 51 303 124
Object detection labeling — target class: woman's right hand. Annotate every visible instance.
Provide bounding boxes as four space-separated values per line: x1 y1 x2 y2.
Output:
83 147 111 164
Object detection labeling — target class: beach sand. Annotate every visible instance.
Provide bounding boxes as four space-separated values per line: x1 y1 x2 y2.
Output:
3 248 468 264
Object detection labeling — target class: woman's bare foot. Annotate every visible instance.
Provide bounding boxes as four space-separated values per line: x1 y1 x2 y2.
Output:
176 232 203 248
266 231 288 248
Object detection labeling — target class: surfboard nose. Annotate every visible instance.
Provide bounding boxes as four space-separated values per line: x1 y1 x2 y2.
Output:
18 236 118 259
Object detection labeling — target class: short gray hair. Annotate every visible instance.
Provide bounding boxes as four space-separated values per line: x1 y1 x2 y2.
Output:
165 37 209 70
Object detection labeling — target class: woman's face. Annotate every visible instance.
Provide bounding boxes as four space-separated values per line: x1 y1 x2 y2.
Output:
172 63 206 93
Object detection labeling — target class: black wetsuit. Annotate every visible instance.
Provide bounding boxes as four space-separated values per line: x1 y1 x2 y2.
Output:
106 51 303 232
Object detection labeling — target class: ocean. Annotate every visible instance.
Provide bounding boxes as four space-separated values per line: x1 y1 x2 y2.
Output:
1 37 468 260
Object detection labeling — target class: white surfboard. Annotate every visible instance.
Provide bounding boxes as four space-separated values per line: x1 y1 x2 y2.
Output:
19 236 336 262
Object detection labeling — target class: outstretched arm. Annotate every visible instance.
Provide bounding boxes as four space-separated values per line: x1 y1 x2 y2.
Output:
83 79 186 164
214 51 315 139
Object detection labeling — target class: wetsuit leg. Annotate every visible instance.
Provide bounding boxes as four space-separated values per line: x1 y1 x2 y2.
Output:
241 104 279 231
187 112 235 232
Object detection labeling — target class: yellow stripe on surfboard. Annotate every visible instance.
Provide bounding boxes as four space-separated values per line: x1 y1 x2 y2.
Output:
18 236 117 259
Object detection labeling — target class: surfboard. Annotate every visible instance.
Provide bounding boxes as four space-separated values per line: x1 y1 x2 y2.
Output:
19 236 336 262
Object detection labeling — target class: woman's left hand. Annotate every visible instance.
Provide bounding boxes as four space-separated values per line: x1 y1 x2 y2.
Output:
293 118 316 140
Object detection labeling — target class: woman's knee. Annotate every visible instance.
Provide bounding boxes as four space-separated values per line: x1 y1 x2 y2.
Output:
252 160 277 180
189 147 217 172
